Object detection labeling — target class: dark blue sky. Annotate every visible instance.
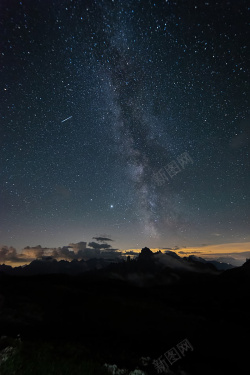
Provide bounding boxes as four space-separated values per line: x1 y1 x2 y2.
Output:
1 0 249 251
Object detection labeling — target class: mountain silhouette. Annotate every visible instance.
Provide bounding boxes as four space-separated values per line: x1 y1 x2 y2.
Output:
0 247 249 375
0 247 235 277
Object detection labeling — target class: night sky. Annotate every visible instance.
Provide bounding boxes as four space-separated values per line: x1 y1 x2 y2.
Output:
1 0 249 252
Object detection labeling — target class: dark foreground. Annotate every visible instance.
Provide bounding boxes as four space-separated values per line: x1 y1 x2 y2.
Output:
0 255 249 374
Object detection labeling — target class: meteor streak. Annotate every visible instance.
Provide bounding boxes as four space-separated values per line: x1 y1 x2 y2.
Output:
61 116 72 123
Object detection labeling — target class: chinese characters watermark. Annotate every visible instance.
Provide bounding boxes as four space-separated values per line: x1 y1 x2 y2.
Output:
152 338 193 374
152 152 194 186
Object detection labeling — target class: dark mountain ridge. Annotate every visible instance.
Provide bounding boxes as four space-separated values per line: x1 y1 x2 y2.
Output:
0 248 249 374
0 247 236 277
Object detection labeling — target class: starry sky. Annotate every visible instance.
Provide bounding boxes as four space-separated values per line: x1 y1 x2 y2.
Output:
1 0 249 253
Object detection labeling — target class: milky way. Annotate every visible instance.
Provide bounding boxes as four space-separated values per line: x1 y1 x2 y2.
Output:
88 1 199 239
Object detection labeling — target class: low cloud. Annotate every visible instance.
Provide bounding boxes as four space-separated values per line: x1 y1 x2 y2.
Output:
51 247 77 260
154 252 194 271
68 242 87 252
0 240 122 266
78 248 101 258
162 246 179 250
205 256 243 267
0 246 18 262
176 242 250 265
88 242 112 250
125 251 139 256
178 251 202 255
98 250 122 259
202 252 250 266
21 246 45 259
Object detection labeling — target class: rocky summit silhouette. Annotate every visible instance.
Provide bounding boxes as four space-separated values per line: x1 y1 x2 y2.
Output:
0 247 235 278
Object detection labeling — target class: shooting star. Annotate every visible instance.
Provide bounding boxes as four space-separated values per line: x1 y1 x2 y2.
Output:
61 116 72 123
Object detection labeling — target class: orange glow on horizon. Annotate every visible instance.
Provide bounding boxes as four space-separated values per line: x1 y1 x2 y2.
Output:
2 242 250 267
123 242 250 260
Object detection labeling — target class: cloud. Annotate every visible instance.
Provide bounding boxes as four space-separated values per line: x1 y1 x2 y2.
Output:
77 248 101 258
0 236 123 266
178 251 202 255
125 251 139 256
92 237 113 242
205 256 243 267
21 246 45 259
97 251 123 259
154 252 194 271
162 246 180 250
0 246 18 262
68 242 87 252
51 247 77 260
88 242 112 249
202 252 250 265
176 242 250 265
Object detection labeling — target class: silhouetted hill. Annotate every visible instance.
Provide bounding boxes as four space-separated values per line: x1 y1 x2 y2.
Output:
0 258 114 276
220 257 250 282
